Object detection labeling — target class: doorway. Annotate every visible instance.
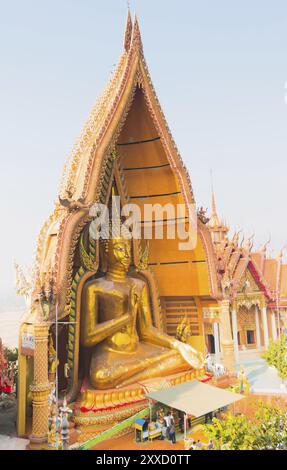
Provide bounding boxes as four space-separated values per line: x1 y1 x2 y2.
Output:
207 334 215 354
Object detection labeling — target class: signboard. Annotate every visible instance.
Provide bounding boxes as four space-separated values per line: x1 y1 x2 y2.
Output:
21 332 35 356
203 308 220 320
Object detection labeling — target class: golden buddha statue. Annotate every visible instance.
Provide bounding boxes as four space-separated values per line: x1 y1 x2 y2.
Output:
81 234 203 390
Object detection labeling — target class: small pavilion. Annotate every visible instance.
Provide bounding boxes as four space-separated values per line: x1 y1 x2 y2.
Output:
145 379 244 440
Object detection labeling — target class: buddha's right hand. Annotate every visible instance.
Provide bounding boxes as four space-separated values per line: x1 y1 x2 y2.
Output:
174 340 203 369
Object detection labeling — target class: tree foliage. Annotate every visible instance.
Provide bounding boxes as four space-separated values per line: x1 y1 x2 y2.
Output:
4 347 18 363
262 334 287 381
204 413 253 450
204 401 287 450
251 402 287 450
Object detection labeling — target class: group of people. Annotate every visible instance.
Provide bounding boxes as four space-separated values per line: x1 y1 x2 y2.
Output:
137 407 215 450
156 409 177 444
188 438 214 450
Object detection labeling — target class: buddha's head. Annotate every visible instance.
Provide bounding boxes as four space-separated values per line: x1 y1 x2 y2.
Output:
106 237 131 272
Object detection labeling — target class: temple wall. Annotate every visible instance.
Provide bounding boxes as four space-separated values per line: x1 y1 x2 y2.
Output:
116 87 213 339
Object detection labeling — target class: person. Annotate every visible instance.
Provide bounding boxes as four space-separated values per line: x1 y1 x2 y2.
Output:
143 417 149 432
237 366 247 394
208 439 214 450
163 413 169 434
156 407 164 421
168 411 175 426
165 411 174 439
189 439 196 450
196 440 203 450
169 423 176 444
136 429 141 443
170 411 175 426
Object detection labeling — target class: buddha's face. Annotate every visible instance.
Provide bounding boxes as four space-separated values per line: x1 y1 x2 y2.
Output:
108 238 131 271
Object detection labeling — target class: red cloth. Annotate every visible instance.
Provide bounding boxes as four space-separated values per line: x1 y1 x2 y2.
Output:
0 384 12 393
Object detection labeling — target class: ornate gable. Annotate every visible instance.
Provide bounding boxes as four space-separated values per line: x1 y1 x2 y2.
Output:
25 14 220 329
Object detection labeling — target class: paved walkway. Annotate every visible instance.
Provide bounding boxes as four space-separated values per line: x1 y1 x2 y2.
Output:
0 401 17 436
235 357 287 395
0 435 29 450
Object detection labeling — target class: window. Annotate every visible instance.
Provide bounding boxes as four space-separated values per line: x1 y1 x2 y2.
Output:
246 330 255 345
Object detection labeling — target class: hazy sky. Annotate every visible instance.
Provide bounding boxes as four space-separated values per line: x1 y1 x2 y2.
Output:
0 0 287 301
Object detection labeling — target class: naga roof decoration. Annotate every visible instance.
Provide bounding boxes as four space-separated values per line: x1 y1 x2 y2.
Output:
207 189 273 301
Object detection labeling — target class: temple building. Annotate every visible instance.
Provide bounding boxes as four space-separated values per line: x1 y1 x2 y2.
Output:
16 14 223 444
16 13 287 446
206 187 286 363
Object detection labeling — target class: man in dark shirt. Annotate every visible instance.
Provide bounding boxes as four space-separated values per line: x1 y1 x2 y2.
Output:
169 423 176 444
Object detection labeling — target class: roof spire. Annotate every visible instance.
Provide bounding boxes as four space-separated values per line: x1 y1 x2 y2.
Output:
208 172 229 245
211 173 217 215
123 9 133 52
209 171 220 227
132 14 143 52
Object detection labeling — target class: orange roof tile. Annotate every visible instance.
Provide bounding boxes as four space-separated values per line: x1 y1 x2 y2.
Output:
280 264 287 298
263 259 279 292
251 252 264 273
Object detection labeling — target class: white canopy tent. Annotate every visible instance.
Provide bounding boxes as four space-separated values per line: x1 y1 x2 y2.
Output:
145 380 244 439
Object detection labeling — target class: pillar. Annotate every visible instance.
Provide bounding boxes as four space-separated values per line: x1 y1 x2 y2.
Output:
271 312 277 341
255 305 261 350
262 306 269 349
29 323 50 446
17 323 27 437
213 322 220 362
219 299 235 372
231 309 239 363
277 310 281 338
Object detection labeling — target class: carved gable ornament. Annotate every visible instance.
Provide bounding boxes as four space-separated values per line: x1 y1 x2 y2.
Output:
238 269 260 294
